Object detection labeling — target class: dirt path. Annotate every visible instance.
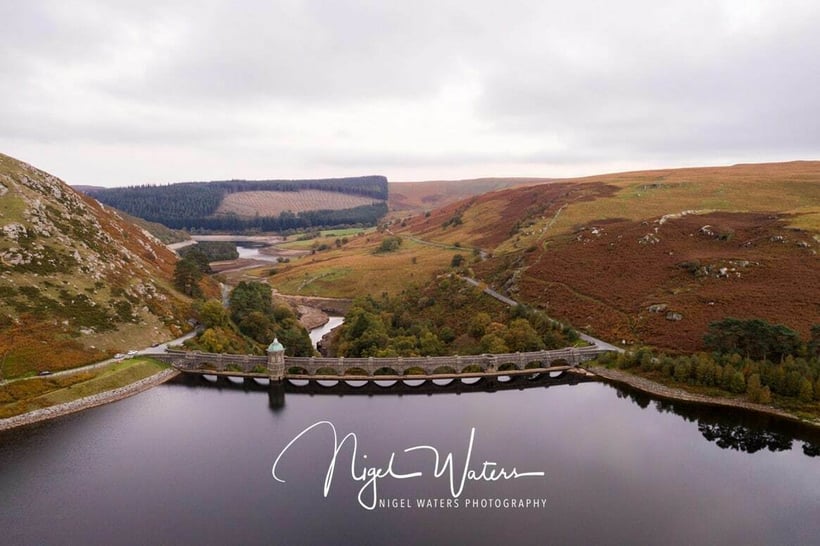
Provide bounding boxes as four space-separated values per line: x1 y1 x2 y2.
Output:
296 305 328 330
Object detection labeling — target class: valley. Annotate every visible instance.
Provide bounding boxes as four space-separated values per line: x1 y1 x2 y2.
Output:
2 153 819 426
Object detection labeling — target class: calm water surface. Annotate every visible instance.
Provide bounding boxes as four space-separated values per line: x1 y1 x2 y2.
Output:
1 376 818 545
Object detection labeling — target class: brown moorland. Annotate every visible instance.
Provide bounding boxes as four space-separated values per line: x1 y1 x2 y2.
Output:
506 211 818 352
238 161 818 354
388 177 546 214
394 161 820 352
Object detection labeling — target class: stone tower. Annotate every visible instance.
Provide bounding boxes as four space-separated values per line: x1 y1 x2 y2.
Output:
266 338 285 381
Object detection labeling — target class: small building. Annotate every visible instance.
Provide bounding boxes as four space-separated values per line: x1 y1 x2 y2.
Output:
267 338 285 381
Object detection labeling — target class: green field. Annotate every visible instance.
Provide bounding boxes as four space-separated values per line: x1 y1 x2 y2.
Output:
0 358 168 418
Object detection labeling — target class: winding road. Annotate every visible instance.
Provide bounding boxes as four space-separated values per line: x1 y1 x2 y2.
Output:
460 275 622 352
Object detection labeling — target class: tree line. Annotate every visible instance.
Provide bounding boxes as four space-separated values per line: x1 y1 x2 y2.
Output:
599 318 820 406
183 203 388 232
178 241 239 262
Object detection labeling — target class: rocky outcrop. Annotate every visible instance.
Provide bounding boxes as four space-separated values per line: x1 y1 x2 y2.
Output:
0 153 191 374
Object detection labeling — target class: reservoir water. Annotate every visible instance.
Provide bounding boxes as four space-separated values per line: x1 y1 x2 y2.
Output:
309 315 344 348
1 371 818 545
235 242 281 263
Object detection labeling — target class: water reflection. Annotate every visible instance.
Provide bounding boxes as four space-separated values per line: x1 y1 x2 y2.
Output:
697 422 792 454
267 382 285 411
168 372 820 458
3 370 819 544
611 384 820 457
168 369 594 401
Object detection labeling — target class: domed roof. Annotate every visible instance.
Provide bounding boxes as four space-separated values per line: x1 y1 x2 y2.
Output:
267 337 285 353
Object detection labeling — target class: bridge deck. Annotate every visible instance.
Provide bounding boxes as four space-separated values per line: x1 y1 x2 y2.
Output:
178 365 575 381
283 366 574 381
159 345 611 381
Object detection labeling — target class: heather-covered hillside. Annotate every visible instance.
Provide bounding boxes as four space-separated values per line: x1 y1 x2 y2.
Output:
0 153 192 376
397 162 820 352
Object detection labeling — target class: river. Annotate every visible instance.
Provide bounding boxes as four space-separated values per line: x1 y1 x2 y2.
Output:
308 315 344 348
1 367 818 544
235 242 281 263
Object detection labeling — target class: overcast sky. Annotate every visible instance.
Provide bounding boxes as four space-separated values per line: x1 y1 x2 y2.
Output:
1 0 818 186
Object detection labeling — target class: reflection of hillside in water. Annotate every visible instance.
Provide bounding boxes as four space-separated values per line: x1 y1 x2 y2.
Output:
612 385 820 458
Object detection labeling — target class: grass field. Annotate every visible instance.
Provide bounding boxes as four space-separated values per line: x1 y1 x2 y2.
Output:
266 236 459 298
216 190 383 217
320 227 375 237
551 165 820 236
0 357 168 418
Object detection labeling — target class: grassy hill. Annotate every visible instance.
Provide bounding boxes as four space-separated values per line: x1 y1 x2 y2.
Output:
261 161 819 354
388 177 544 215
0 153 193 377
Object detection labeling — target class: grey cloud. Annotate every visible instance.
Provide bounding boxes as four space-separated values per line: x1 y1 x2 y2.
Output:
476 2 820 160
0 0 818 185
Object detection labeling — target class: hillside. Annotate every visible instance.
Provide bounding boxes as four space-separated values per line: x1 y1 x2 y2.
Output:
82 176 388 231
388 177 544 214
0 153 192 377
402 161 820 352
262 161 819 354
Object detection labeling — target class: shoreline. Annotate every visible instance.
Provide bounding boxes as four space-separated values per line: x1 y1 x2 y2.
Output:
586 365 820 429
0 369 180 432
4 364 817 433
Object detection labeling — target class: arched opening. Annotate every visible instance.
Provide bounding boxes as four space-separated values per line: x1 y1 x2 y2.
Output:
549 358 569 379
315 366 340 376
374 367 399 376
287 366 309 375
344 367 369 376
432 366 457 375
402 367 426 387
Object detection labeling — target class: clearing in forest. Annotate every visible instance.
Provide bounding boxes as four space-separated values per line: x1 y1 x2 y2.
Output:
216 190 382 217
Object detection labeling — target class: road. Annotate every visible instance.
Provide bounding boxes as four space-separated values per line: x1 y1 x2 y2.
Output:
460 275 623 353
8 331 199 383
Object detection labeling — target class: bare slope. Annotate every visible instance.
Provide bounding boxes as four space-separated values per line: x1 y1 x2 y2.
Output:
216 189 380 217
0 153 191 377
